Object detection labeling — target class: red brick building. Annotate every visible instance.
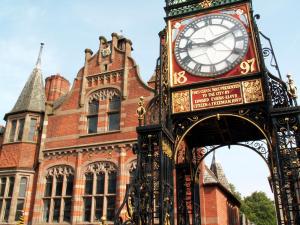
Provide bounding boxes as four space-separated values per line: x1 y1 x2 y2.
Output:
0 34 241 225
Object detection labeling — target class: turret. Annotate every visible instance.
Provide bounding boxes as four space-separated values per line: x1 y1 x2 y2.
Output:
1 43 45 168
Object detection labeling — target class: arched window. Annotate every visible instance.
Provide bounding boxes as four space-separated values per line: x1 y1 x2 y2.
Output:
87 89 121 134
83 161 117 222
43 166 74 223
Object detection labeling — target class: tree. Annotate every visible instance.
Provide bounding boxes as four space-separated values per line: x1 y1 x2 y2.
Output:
229 183 243 203
241 191 277 225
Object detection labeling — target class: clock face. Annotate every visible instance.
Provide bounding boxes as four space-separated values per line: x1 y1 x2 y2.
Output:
174 14 249 77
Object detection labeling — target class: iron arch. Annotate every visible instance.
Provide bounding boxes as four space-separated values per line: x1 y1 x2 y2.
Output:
194 141 271 177
174 113 273 179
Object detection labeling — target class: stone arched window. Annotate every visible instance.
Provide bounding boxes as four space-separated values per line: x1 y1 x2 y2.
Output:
87 88 121 134
43 165 74 223
83 161 117 222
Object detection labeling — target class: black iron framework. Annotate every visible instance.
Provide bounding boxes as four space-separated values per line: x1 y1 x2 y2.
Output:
114 0 300 225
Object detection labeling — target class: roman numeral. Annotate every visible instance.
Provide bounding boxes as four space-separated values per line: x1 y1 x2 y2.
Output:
232 48 243 55
211 65 217 73
206 19 212 25
181 56 192 65
235 36 245 41
178 48 187 53
194 64 202 74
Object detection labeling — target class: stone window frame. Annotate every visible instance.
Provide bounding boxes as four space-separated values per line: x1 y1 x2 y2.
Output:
5 114 39 143
7 118 25 143
0 176 15 222
82 161 118 222
0 174 30 223
87 88 121 134
42 165 74 224
14 177 28 221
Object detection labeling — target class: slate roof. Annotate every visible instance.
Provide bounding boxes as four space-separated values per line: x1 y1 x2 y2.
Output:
209 152 231 191
203 165 218 184
7 44 45 116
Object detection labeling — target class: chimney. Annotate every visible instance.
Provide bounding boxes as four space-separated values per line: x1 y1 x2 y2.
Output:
124 38 133 57
45 74 70 102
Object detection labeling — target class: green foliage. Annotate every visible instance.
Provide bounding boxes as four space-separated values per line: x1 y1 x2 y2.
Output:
229 184 277 225
241 191 277 225
229 183 243 203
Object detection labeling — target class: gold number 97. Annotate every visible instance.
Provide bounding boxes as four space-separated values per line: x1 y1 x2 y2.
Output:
240 58 256 74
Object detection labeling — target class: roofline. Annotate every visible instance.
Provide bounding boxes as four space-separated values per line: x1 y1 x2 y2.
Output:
4 110 45 121
203 182 241 207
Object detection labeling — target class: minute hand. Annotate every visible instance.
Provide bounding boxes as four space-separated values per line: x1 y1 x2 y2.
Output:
206 30 232 45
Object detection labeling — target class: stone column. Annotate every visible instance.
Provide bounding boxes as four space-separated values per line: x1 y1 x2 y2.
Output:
72 151 84 223
116 146 127 216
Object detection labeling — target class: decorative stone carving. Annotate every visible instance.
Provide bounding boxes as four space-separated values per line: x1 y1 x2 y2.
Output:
101 46 111 57
47 165 74 177
89 88 120 102
85 161 117 174
87 70 122 88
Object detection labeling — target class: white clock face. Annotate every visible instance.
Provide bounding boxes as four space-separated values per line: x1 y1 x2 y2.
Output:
174 14 249 77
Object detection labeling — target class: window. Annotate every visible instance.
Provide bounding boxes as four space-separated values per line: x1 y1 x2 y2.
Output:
15 177 27 221
0 177 15 222
17 119 25 141
88 100 99 134
227 203 238 225
28 118 37 141
83 162 117 222
8 117 37 142
43 166 74 223
108 95 121 131
9 119 25 142
87 89 121 134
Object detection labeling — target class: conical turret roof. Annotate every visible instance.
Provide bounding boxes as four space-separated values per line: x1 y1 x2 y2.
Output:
210 152 231 191
6 43 45 117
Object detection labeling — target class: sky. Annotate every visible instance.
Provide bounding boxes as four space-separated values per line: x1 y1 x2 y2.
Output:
0 0 300 199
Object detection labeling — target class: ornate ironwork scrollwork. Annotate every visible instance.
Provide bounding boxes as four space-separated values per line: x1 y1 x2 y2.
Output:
268 75 292 108
198 140 269 165
259 31 282 79
272 115 300 224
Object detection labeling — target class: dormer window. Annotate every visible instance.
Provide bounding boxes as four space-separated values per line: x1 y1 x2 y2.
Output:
6 116 38 143
87 88 121 134
8 118 25 142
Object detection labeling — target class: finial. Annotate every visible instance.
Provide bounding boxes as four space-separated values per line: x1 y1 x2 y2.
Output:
137 96 146 126
35 43 44 69
286 73 298 105
212 151 216 165
101 216 107 225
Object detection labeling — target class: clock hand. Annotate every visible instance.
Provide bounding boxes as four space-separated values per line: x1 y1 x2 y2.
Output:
188 30 233 49
187 40 210 49
207 30 232 45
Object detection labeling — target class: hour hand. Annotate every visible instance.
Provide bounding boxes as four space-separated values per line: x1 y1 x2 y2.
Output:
187 40 210 49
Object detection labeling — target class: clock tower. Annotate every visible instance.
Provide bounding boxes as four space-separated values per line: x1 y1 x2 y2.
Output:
115 1 300 225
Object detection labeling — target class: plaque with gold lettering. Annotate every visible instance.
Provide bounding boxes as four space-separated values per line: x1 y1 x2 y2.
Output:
172 79 264 114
